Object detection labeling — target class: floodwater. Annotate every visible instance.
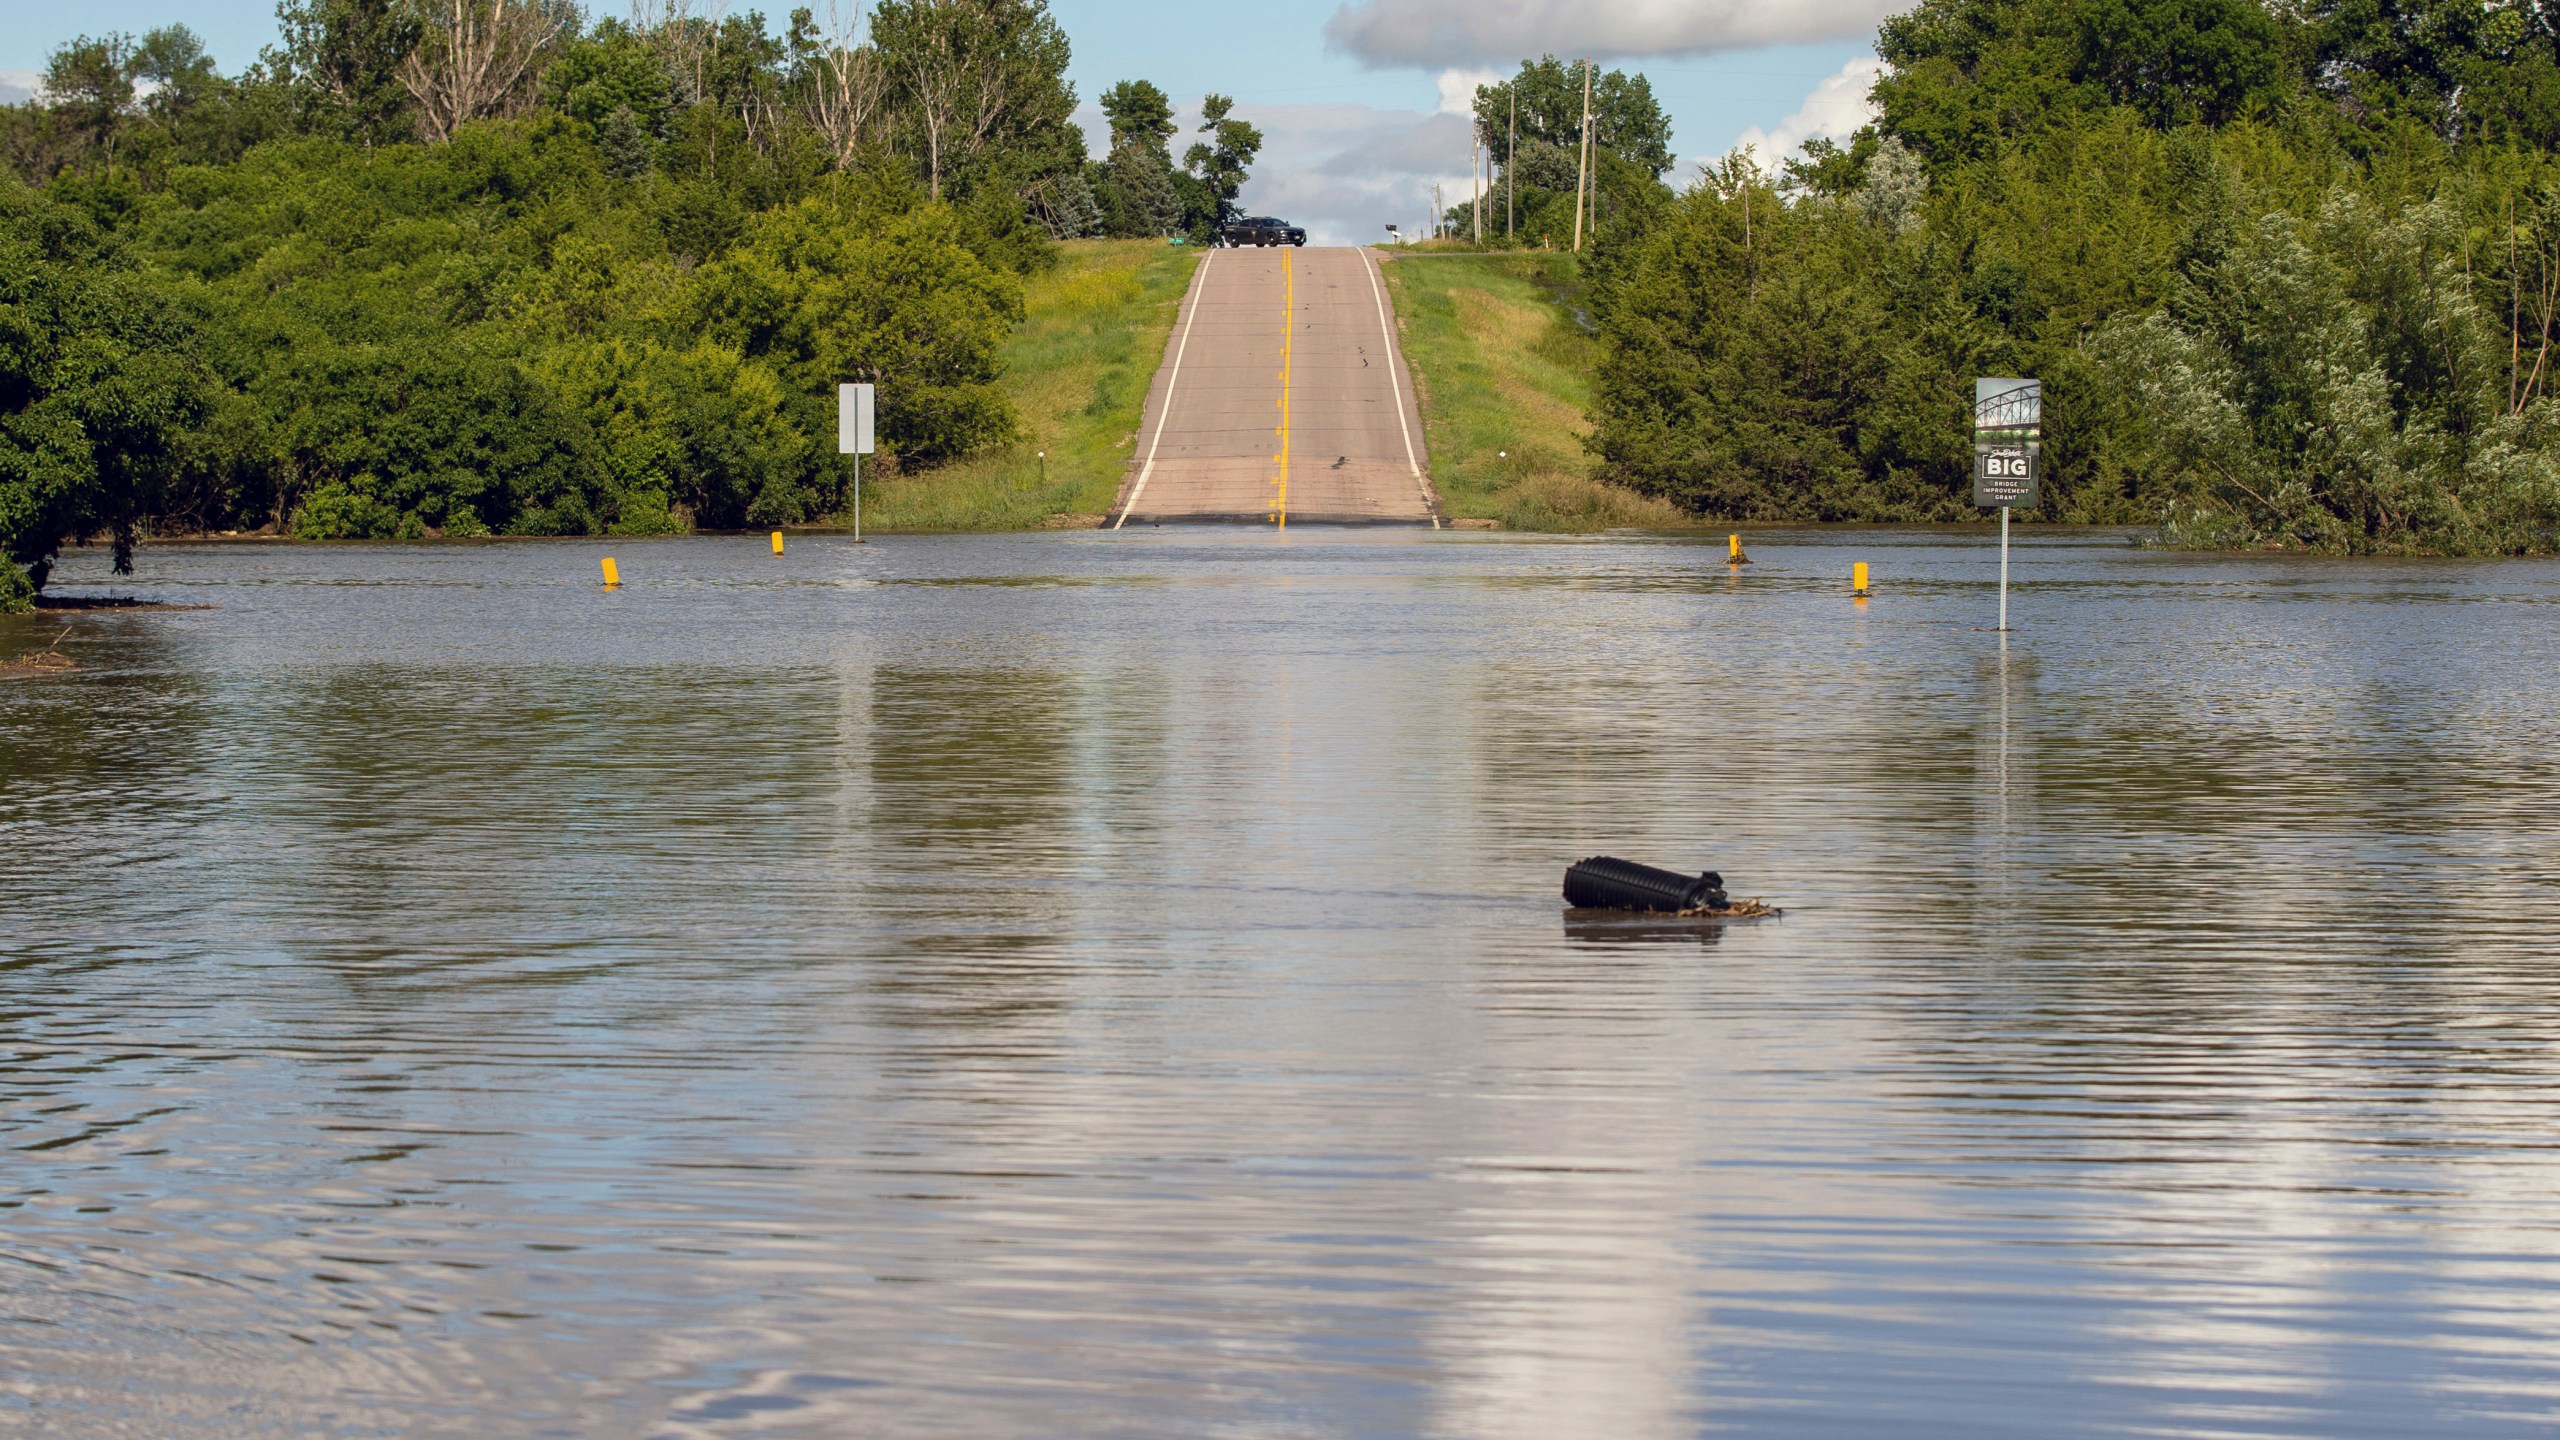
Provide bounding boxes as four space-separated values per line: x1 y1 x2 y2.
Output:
3 528 2558 1438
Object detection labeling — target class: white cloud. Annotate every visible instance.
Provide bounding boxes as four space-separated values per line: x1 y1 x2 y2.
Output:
0 69 40 106
1325 0 1901 69
1725 55 1880 166
1435 67 1502 115
1242 104 1478 246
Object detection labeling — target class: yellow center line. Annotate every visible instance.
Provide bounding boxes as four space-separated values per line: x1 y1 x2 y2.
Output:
1275 253 1292 530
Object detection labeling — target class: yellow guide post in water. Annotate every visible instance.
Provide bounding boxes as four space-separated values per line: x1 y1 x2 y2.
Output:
601 556 620 588
771 531 784 556
1852 561 1869 595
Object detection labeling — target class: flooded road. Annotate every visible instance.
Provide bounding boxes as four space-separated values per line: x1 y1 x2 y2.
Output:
4 528 2558 1437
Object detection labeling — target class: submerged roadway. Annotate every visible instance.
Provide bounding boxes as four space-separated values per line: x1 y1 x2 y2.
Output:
1111 246 1440 527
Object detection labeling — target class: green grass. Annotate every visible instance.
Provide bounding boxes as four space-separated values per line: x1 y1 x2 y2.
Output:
852 239 1201 531
1382 250 1694 531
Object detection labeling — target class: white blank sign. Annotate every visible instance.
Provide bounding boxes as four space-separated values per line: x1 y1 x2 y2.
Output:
838 383 875 455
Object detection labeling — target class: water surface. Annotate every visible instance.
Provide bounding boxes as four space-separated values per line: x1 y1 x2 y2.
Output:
4 528 2558 1437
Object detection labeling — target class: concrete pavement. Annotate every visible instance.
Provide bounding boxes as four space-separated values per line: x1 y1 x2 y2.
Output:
1111 247 1439 527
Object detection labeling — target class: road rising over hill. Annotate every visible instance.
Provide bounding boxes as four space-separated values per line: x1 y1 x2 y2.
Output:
1112 247 1438 527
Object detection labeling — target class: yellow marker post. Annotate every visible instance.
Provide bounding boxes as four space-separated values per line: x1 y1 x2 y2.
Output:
771 531 784 555
1852 561 1869 595
601 557 620 588
1728 534 1740 560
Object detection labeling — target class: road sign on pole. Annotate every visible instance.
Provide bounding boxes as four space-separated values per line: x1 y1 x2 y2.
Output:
839 383 875 542
1973 378 2040 631
838 383 874 455
1972 378 2039 507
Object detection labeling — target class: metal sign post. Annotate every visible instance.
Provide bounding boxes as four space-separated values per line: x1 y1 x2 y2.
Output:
1972 378 2041 632
838 382 875 542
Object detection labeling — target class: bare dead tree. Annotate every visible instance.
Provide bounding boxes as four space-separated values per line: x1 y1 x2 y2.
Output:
2508 189 2560 416
956 19 1013 182
795 2 886 169
400 0 574 143
632 0 724 108
885 2 961 199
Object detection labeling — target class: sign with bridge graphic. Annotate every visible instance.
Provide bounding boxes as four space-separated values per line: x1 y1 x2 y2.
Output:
1972 378 2042 508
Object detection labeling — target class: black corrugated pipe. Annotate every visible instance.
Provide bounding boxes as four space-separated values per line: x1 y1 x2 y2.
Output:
1563 856 1727 913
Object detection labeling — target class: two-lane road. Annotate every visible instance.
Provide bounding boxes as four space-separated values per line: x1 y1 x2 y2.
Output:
1112 247 1439 527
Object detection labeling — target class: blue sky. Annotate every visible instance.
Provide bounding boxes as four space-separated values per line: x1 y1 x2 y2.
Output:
0 0 1892 244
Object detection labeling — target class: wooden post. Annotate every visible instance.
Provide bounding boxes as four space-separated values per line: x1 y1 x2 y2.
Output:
1572 60 1592 253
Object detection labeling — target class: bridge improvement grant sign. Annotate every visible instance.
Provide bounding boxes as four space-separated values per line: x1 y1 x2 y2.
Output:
1973 378 2042 508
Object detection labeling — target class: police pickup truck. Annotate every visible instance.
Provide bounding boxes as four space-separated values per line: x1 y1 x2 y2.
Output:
1216 215 1306 247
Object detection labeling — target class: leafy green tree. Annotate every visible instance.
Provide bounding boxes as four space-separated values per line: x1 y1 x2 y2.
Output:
1091 79 1181 236
1023 169 1100 236
1476 58 1673 178
132 27 225 135
256 337 612 537
26 25 260 178
1181 93 1261 237
0 0 1096 560
595 106 656 179
0 182 216 604
542 21 675 138
689 186 1025 466
1872 0 2293 166
541 338 814 528
40 35 137 165
871 0 1080 202
1470 58 1674 247
1095 140 1181 237
1101 78 1174 151
271 0 424 146
1590 157 1987 519
2093 184 2560 549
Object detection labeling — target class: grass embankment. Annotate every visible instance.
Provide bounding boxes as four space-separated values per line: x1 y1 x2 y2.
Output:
854 239 1199 530
1382 251 1691 531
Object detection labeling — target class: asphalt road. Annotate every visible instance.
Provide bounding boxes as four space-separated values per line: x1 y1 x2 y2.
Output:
1112 246 1439 527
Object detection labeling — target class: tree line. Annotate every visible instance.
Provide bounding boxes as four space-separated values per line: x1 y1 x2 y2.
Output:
1553 0 2560 552
1 0 1260 609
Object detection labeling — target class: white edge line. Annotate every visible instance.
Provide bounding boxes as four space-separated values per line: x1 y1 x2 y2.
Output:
1114 250 1213 530
1361 251 1437 528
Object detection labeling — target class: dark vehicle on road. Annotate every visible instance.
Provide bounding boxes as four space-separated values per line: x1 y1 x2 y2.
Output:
1217 216 1306 247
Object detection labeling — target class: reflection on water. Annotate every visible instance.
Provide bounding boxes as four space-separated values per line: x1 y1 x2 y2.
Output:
5 530 2560 1437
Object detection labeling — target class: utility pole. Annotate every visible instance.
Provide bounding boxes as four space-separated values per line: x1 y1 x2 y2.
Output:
1589 108 1602 246
1472 119 1483 243
1583 62 1600 247
1571 58 1593 253
1506 87 1516 240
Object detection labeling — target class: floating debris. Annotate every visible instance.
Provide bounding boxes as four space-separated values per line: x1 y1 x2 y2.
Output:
33 596 202 611
1562 856 1781 919
1564 855 1724 912
1562 898 1781 921
1681 898 1780 919
1 627 76 678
